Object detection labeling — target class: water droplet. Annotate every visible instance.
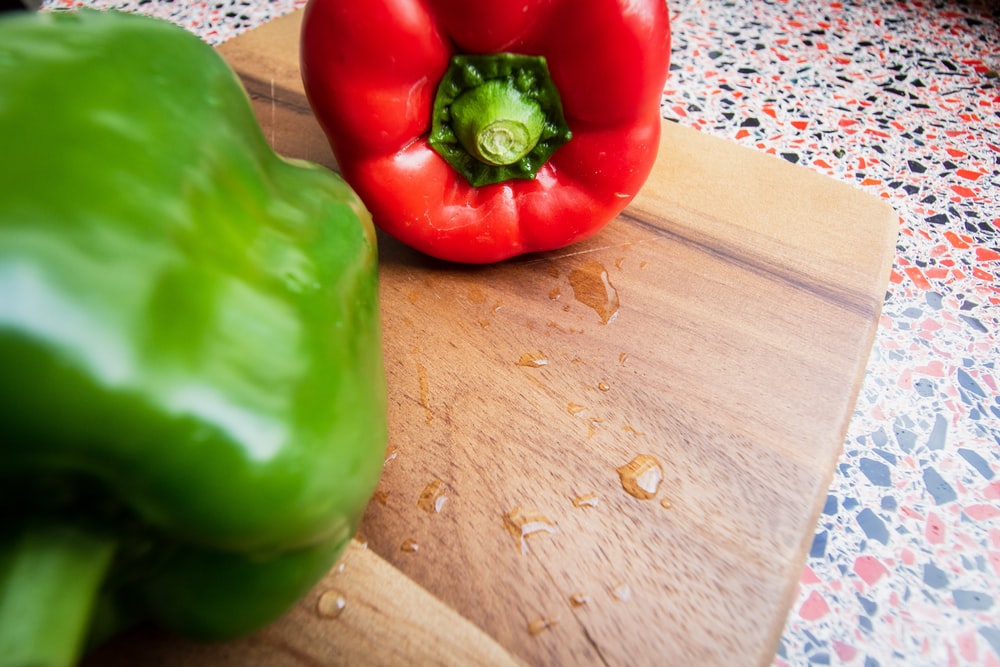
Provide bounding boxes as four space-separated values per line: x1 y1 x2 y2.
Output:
612 582 632 602
660 497 674 509
618 352 629 366
527 615 559 636
400 539 420 553
517 353 549 368
615 256 625 270
468 286 487 304
597 381 610 392
384 447 399 466
617 454 663 500
572 493 599 508
334 562 346 574
503 506 558 555
587 417 604 439
316 590 347 619
417 479 448 514
549 287 562 300
569 592 589 607
568 261 620 324
372 489 389 505
567 403 586 415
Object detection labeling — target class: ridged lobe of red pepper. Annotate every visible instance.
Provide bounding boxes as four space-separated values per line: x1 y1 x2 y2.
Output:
301 0 671 263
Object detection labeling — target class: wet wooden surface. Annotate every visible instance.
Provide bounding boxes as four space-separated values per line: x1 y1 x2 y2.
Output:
84 540 526 667
91 11 898 667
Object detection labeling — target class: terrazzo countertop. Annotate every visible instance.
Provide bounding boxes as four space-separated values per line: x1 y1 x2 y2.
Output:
40 0 1000 665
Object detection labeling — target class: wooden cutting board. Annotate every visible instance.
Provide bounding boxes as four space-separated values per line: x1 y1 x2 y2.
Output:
86 10 897 667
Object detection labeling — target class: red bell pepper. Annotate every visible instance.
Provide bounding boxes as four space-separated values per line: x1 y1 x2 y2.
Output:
300 0 671 264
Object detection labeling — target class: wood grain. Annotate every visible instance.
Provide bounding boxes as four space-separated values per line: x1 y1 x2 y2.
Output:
84 540 526 667
91 10 898 667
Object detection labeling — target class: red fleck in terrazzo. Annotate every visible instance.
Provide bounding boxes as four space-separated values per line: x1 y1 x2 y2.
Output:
34 0 1000 664
42 0 308 45
664 0 1000 665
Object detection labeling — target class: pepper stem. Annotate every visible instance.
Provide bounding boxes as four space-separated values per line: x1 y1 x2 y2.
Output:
450 79 546 167
429 53 573 187
0 525 115 667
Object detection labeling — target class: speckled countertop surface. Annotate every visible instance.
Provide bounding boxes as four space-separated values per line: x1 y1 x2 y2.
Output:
42 0 1000 665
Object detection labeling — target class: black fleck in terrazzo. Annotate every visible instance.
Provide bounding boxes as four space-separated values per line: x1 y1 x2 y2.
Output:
36 0 1000 665
664 1 999 665
43 0 308 44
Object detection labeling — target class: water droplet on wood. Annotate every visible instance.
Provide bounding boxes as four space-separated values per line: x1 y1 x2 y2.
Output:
612 582 632 602
467 286 487 304
597 381 610 392
661 497 674 509
400 539 420 553
527 615 559 636
617 454 663 500
567 403 586 415
587 417 604 439
517 353 549 368
569 592 589 607
503 506 558 555
417 479 448 514
572 493 599 509
383 447 399 466
316 590 347 619
568 261 620 324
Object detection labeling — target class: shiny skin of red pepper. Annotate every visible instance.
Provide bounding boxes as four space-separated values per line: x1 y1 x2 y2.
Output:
300 0 671 264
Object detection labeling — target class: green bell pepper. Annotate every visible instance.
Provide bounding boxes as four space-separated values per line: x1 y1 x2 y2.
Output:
0 9 386 667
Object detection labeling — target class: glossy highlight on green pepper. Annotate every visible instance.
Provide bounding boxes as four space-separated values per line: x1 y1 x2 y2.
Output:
0 9 386 666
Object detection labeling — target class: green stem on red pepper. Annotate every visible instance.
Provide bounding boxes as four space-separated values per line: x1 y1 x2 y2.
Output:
451 80 545 167
0 525 115 667
428 53 572 187
301 0 672 263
